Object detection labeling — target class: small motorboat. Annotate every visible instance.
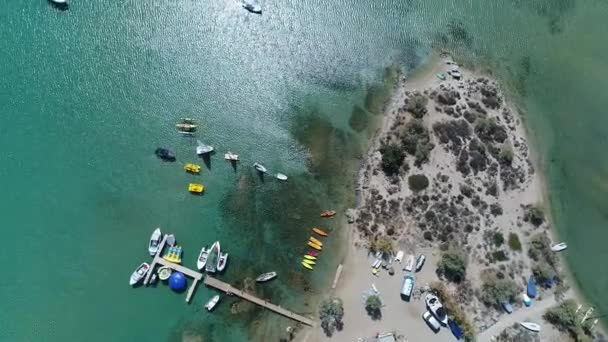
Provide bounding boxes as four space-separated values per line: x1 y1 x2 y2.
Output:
307 241 322 251
306 251 319 257
527 275 537 298
301 261 314 270
205 295 220 311
253 162 267 173
240 0 262 14
302 259 316 265
196 140 214 155
224 152 239 161
184 163 201 174
155 148 176 162
304 255 316 260
520 322 541 332
197 246 209 270
217 252 228 272
129 262 150 286
189 183 204 193
448 320 465 340
425 294 448 325
309 237 323 246
206 241 220 273
404 255 415 272
166 234 176 247
415 255 426 272
320 210 336 218
148 228 162 256
312 228 328 237
256 271 277 282
551 242 568 252
501 301 513 314
523 293 532 307
158 266 172 281
176 118 197 132
394 250 404 263
275 173 288 181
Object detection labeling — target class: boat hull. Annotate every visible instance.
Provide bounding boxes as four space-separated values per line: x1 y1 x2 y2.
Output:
307 241 322 250
312 228 328 236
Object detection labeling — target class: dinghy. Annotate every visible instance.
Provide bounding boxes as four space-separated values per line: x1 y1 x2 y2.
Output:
217 252 228 272
320 210 336 217
308 241 322 251
129 262 150 286
527 275 537 298
312 228 328 237
551 242 568 252
302 261 313 270
205 295 220 311
520 322 541 332
256 272 277 282
309 237 323 246
304 255 316 260
158 266 172 281
253 162 267 173
275 173 288 181
306 251 319 257
197 246 209 270
148 228 162 256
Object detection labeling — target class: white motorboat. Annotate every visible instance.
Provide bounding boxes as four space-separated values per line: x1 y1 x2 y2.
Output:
224 151 239 161
415 255 426 272
404 255 415 272
205 295 220 311
197 246 209 270
275 173 288 181
253 162 267 173
205 241 220 273
256 271 277 282
551 242 568 252
425 294 448 325
148 228 162 256
217 252 228 272
196 140 214 155
240 0 262 14
166 234 176 247
129 262 150 286
520 322 541 332
394 250 404 263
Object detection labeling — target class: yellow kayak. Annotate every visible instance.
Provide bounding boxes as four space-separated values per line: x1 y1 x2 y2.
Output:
301 261 314 270
184 163 201 173
302 259 316 265
309 237 323 246
188 183 204 193
307 241 322 250
304 255 317 260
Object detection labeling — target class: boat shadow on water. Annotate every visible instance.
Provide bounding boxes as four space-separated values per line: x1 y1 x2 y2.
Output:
199 152 214 170
48 0 68 11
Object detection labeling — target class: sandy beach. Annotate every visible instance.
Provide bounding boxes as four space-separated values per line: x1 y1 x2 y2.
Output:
297 54 605 342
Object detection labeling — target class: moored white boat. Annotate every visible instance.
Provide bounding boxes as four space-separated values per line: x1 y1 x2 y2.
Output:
205 295 220 311
149 228 162 256
256 271 277 282
196 140 214 155
520 322 541 332
224 152 239 161
551 242 567 252
276 173 288 181
205 241 220 273
394 250 404 263
253 162 267 173
425 294 448 325
197 246 209 270
129 262 150 286
217 252 228 272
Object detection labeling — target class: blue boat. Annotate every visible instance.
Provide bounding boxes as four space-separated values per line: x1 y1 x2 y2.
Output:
527 275 537 298
448 319 464 340
500 301 513 314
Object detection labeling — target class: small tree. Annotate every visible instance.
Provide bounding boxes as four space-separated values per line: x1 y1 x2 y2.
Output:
508 233 522 251
379 144 405 176
408 174 430 192
498 145 514 165
365 294 382 320
532 261 556 284
437 249 467 283
406 94 429 118
479 272 519 306
370 236 393 255
319 297 344 336
493 232 504 247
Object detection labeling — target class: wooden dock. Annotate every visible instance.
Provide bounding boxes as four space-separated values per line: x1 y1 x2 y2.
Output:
204 276 315 326
144 234 203 303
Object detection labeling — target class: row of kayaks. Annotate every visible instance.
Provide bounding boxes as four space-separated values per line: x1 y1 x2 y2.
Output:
302 227 329 270
197 241 228 273
163 246 183 264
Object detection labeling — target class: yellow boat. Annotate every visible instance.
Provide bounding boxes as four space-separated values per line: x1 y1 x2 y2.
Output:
309 237 323 246
301 261 313 270
303 259 316 265
188 183 204 193
184 163 201 174
307 241 322 250
304 255 317 260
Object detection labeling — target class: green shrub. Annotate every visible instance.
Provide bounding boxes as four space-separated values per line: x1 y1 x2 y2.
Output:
365 294 382 320
479 271 519 306
402 119 434 166
408 174 429 192
508 233 522 251
319 298 344 336
544 299 593 341
437 249 467 282
525 204 545 227
379 144 405 175
493 232 504 247
499 145 514 165
532 261 556 284
406 94 429 118
492 250 508 262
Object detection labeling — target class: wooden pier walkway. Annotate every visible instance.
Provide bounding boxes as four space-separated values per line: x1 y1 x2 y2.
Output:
204 276 315 326
144 235 203 303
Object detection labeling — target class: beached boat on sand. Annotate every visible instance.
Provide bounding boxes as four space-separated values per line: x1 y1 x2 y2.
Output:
129 262 150 286
308 241 322 251
301 261 314 270
217 252 228 272
415 255 426 272
256 272 277 282
306 251 318 257
206 241 220 273
404 255 415 272
400 274 415 299
551 242 568 252
302 259 316 265
520 322 541 332
205 295 220 311
312 228 328 236
527 275 537 298
425 294 448 325
149 228 162 256
197 246 209 270
309 236 323 246
304 255 316 260
320 210 336 217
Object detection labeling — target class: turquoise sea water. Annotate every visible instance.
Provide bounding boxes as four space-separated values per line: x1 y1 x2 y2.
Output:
1 0 608 341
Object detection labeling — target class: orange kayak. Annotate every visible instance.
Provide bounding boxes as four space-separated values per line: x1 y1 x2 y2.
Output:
308 241 322 251
312 228 328 237
309 237 323 246
320 211 336 217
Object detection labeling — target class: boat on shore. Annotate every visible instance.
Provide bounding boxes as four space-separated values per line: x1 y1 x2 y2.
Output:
312 228 328 236
304 255 316 260
308 241 322 251
253 162 267 173
217 252 228 272
158 266 172 281
275 173 288 181
404 255 415 272
256 271 277 282
320 210 336 217
400 274 415 300
240 0 262 14
527 275 537 298
302 259 316 265
551 242 568 252
196 140 214 155
206 241 220 273
309 237 323 246
148 228 162 256
205 295 220 311
415 255 426 272
306 251 318 257
520 322 541 332
155 148 176 162
301 261 313 270
523 293 532 307
129 262 150 286
501 301 513 314
224 151 239 161
197 246 209 270
425 294 448 325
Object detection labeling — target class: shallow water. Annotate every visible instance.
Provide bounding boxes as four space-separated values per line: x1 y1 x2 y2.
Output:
1 0 607 340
